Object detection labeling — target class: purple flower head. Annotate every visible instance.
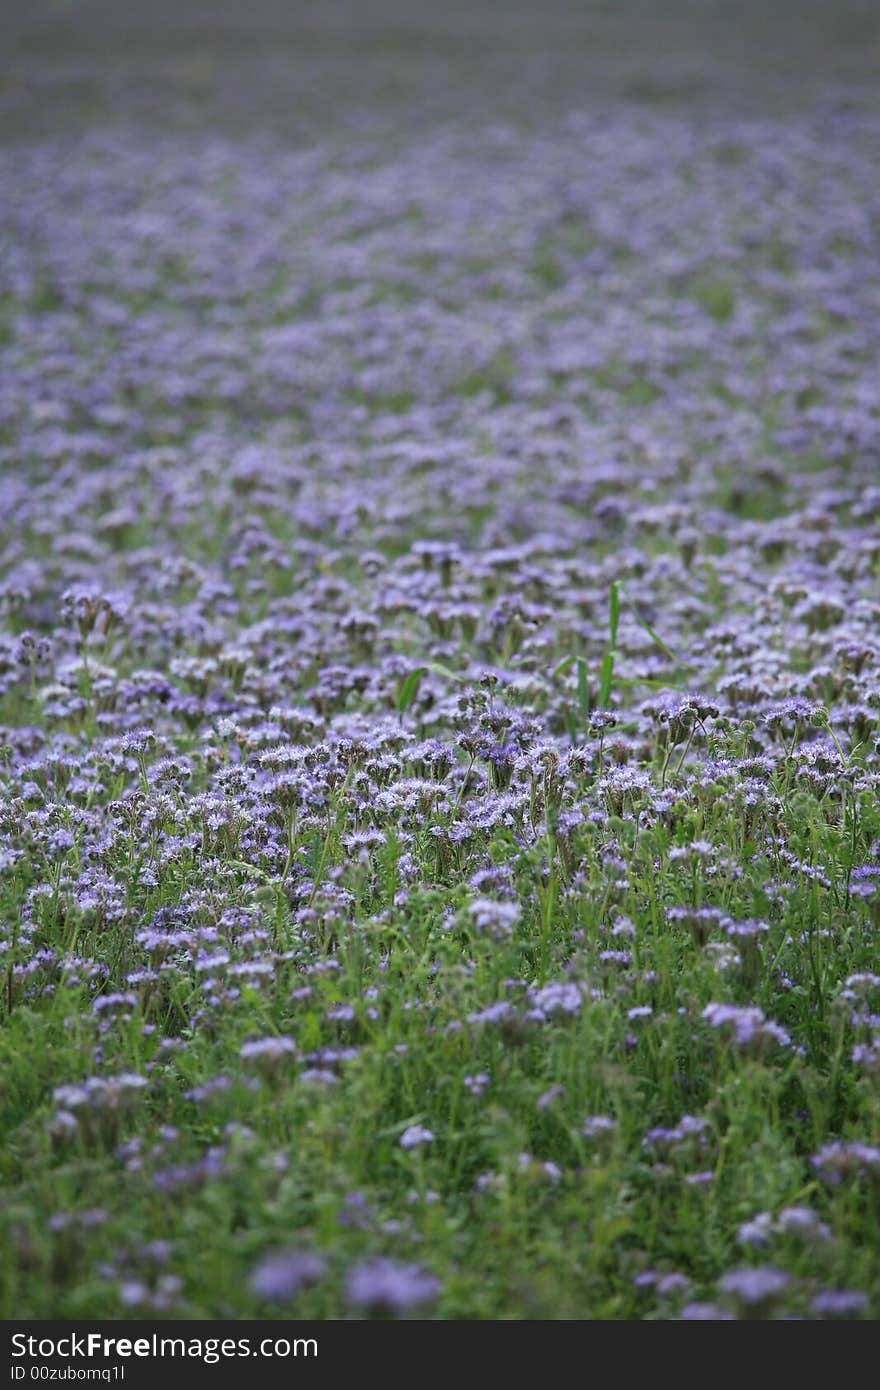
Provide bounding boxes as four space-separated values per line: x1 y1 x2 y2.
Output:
811 1140 880 1184
811 1290 869 1318
582 1115 616 1140
702 1002 791 1050
345 1258 440 1317
719 1266 792 1314
738 1213 773 1247
537 1084 564 1111
239 1036 297 1073
249 1250 327 1304
464 1073 490 1098
529 980 583 1017
680 1303 736 1321
467 896 521 941
399 1124 434 1151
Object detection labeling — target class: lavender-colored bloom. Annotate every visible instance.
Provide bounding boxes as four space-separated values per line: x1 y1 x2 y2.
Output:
337 1191 373 1230
811 1141 880 1184
656 1273 691 1297
582 1115 616 1139
719 1267 792 1312
811 1290 869 1318
464 1073 491 1098
299 1068 339 1087
702 1002 791 1049
325 1004 356 1023
776 1206 832 1241
738 1213 773 1247
529 981 583 1017
399 1124 434 1151
643 1114 709 1151
680 1303 736 1321
239 1037 297 1071
345 1258 440 1316
53 1074 148 1110
249 1250 327 1303
467 897 521 941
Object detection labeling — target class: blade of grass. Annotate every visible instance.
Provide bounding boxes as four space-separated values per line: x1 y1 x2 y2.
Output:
597 650 615 708
609 579 620 649
398 662 467 719
616 581 679 662
576 656 590 719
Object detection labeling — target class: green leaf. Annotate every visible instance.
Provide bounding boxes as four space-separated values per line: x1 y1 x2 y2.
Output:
422 661 467 684
576 656 590 718
609 580 620 649
552 654 577 679
616 582 677 661
397 662 467 718
397 666 428 716
597 650 615 708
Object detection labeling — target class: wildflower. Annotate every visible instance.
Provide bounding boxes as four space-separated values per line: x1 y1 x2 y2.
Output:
738 1213 773 1247
811 1290 869 1318
239 1037 297 1074
529 981 583 1017
719 1267 792 1316
249 1250 327 1304
467 897 521 941
345 1258 440 1316
582 1115 616 1139
464 1073 490 1098
811 1141 880 1184
702 1002 791 1050
680 1303 735 1320
776 1207 832 1241
399 1125 434 1151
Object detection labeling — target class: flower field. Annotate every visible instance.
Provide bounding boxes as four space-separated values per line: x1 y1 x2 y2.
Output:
2 1 880 1320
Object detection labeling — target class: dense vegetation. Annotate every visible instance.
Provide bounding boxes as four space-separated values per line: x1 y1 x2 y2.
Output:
2 1 880 1320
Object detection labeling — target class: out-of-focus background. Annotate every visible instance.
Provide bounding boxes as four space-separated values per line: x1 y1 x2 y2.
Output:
2 0 880 140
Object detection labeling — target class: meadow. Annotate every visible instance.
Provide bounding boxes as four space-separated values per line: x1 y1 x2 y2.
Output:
1 1 880 1320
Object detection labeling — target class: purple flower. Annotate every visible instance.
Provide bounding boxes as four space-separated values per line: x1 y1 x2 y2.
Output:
702 1002 791 1050
811 1290 869 1318
239 1037 297 1074
811 1140 880 1184
656 1273 691 1297
537 1084 564 1111
582 1115 616 1139
719 1267 792 1313
464 1073 490 1098
738 1213 773 1247
680 1303 735 1321
345 1258 440 1316
399 1124 434 1150
249 1250 327 1304
529 981 583 1017
467 897 521 941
